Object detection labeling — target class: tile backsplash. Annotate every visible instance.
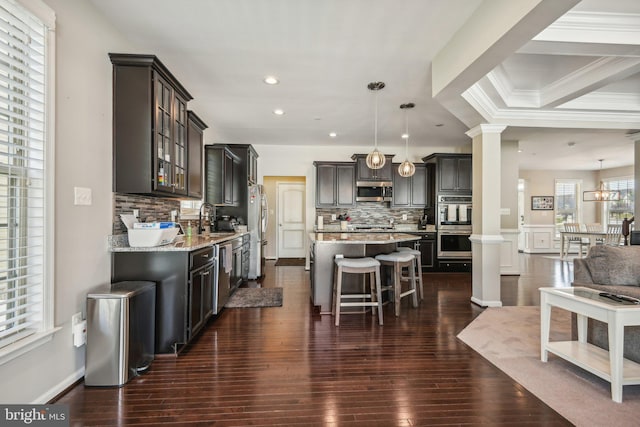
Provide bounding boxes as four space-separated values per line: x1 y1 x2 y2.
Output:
316 205 424 227
113 193 181 234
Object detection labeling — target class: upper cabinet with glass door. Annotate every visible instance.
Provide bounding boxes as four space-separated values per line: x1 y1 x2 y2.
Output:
110 53 194 197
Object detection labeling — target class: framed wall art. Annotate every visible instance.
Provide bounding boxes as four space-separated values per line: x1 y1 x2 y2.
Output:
531 196 554 210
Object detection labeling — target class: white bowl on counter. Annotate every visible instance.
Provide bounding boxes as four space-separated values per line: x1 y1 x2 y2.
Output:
127 227 179 247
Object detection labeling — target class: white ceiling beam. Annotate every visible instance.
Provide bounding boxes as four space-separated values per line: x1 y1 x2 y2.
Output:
540 57 640 108
432 0 579 127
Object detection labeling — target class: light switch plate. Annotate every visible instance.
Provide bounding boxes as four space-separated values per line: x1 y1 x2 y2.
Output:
74 187 92 206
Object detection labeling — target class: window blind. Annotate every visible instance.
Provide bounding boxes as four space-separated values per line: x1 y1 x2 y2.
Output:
0 0 47 349
606 178 634 224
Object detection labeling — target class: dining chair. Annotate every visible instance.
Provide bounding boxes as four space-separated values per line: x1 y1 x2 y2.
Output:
564 223 588 257
603 224 622 246
585 223 604 244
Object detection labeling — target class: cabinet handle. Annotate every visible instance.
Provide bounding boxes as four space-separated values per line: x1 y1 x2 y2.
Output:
202 254 209 258
202 271 210 276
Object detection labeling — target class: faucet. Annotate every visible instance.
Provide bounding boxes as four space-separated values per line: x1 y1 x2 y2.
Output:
198 202 216 235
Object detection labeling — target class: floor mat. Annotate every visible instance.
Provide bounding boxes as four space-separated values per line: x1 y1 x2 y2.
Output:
274 258 305 266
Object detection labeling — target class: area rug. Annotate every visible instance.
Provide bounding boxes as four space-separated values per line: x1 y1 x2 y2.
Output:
225 287 283 308
274 258 305 266
457 306 640 426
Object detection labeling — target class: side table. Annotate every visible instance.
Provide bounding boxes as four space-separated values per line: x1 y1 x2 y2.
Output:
540 286 640 403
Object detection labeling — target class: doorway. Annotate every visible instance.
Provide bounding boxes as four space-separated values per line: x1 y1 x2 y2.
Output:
276 182 306 259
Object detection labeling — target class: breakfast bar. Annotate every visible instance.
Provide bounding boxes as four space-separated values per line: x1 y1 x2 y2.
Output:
309 232 420 313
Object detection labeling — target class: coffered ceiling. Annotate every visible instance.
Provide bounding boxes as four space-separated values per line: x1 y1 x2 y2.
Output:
89 0 640 171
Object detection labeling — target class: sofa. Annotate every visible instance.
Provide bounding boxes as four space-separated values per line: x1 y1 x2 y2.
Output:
572 245 640 363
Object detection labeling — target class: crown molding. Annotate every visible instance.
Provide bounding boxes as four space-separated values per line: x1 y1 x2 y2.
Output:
557 92 640 111
540 56 640 108
463 82 640 129
534 11 640 45
487 67 539 108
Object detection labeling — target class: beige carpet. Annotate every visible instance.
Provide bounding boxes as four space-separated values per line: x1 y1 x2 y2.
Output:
457 306 640 427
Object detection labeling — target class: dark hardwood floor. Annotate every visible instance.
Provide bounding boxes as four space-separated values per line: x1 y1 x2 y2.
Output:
56 254 574 426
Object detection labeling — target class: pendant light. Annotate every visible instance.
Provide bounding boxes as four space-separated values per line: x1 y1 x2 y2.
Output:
583 159 620 201
398 102 416 177
366 81 386 170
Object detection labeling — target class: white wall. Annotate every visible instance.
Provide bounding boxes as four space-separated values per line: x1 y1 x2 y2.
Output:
0 0 133 403
520 169 599 226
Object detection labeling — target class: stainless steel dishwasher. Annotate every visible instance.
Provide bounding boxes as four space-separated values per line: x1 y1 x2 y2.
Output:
216 242 232 314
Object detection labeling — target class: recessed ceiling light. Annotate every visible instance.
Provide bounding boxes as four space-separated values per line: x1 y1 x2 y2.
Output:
518 149 523 153
435 123 444 127
263 76 279 85
329 132 337 138
273 108 285 116
401 133 409 139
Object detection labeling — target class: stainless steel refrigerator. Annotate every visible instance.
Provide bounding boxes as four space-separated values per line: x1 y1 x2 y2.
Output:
248 184 268 279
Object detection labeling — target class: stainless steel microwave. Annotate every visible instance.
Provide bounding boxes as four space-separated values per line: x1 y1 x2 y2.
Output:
355 181 392 202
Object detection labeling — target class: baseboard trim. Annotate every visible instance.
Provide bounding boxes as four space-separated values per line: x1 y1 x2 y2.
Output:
36 367 84 404
471 296 502 308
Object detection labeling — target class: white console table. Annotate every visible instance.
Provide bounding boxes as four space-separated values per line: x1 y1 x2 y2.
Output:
540 286 640 403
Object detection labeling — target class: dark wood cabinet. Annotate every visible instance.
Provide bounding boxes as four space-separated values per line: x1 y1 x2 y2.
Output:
423 154 472 194
111 245 216 354
110 53 194 197
187 111 207 199
314 162 355 208
397 232 436 271
392 164 426 207
188 248 215 340
351 154 394 182
205 145 241 206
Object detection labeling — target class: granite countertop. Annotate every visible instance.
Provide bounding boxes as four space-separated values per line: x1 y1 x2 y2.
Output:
109 231 249 252
314 224 436 233
309 232 420 244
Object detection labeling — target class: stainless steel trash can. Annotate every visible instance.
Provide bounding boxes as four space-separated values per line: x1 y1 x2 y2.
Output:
85 281 156 387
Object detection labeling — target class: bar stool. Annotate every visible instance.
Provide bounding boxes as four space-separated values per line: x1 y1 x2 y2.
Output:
396 247 424 301
375 252 418 316
332 257 383 326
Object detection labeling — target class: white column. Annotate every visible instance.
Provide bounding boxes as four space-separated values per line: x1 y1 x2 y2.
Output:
629 132 640 221
467 124 506 307
500 140 520 275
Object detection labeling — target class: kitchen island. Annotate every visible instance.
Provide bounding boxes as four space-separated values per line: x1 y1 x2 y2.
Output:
309 232 420 313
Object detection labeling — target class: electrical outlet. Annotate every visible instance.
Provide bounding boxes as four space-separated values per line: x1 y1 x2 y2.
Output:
331 214 336 221
402 214 407 221
72 312 82 326
133 209 140 218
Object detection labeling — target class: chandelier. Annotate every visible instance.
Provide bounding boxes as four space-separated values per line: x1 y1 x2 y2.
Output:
583 159 620 202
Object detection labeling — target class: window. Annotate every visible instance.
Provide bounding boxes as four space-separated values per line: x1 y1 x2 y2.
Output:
0 0 54 355
180 200 202 219
554 179 581 234
604 177 634 225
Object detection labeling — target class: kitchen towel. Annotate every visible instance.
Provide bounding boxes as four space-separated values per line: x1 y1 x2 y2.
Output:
447 204 457 222
459 204 467 222
222 243 233 273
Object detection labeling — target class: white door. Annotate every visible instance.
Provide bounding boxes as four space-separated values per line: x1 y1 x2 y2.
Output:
277 182 306 258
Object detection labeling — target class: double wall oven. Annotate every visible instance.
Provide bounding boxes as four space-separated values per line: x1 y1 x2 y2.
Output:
437 195 472 258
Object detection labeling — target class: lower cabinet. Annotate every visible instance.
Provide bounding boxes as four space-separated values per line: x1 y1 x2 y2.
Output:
111 245 217 354
397 232 436 272
188 256 215 341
